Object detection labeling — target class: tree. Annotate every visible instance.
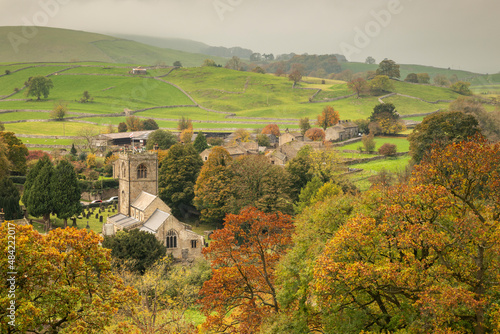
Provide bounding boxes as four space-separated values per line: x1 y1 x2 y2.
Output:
173 60 182 67
450 80 472 95
102 229 166 274
51 159 82 228
408 110 481 163
25 159 55 227
450 96 500 141
433 74 450 86
417 72 430 84
369 75 394 95
361 133 376 152
257 133 271 147
365 56 376 64
159 143 203 217
228 155 293 215
79 90 92 103
194 147 234 227
251 66 266 74
145 129 178 150
0 131 28 175
353 118 370 134
26 75 53 100
202 59 217 67
376 59 400 78
193 131 209 153
404 73 419 83
378 142 397 156
0 177 23 220
369 103 406 135
75 126 100 153
232 128 250 142
313 137 500 333
225 56 243 71
298 117 311 135
199 207 294 334
180 128 193 144
0 224 138 333
118 122 128 132
125 115 143 131
304 127 325 141
0 121 4 131
142 118 159 130
70 143 77 156
288 69 302 85
262 124 281 137
316 105 340 130
50 101 67 120
177 116 193 131
347 77 369 97
0 140 10 183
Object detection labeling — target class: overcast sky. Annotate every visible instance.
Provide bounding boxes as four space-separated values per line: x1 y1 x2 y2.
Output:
1 0 498 73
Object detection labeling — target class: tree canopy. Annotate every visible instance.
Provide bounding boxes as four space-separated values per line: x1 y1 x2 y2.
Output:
316 105 340 130
25 75 53 100
375 59 400 78
145 129 178 150
0 132 28 175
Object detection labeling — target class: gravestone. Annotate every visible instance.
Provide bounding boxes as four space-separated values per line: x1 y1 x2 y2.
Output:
99 216 103 223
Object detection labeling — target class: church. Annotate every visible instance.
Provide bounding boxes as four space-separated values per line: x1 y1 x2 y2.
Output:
102 151 205 261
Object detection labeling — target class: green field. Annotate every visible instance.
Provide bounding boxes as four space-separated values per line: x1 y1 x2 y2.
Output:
340 136 410 152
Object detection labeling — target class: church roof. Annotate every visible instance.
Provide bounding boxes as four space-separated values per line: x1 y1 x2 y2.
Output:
131 191 157 211
107 213 140 229
139 209 170 234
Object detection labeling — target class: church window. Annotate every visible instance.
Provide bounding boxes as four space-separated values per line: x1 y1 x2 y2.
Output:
137 164 147 179
166 230 177 249
191 240 197 248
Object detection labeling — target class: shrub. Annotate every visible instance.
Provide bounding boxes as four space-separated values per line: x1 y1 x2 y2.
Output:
378 143 397 156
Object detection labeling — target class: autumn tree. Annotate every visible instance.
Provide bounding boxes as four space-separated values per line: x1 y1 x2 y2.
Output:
298 117 311 135
118 122 127 132
0 225 137 333
51 159 82 228
232 128 250 142
369 103 406 135
25 75 53 100
225 56 243 71
449 96 500 141
313 137 500 333
0 131 28 175
316 105 340 130
262 123 281 137
369 75 394 95
142 118 159 130
75 126 100 154
288 69 303 85
361 133 376 152
365 56 376 64
450 80 472 95
304 127 325 141
408 110 480 163
125 115 143 131
199 207 294 334
202 59 217 67
417 72 430 84
159 143 203 217
378 142 397 156
376 59 400 78
433 74 450 86
177 116 193 131
194 147 233 227
145 129 178 150
180 128 193 143
404 73 418 83
50 101 67 120
347 77 369 97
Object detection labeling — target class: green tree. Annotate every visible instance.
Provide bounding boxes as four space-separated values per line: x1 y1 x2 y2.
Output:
288 69 302 85
0 131 28 175
0 121 4 131
285 146 314 201
0 139 10 182
118 122 128 132
369 75 394 95
365 56 376 64
125 115 143 131
450 96 500 141
257 133 271 147
50 101 67 120
450 80 472 95
417 72 430 84
361 133 376 152
145 129 178 150
299 117 311 135
159 143 203 217
202 59 217 67
79 90 92 103
173 60 182 67
408 110 481 163
375 59 400 78
102 229 166 274
142 118 159 130
177 116 193 131
70 143 77 156
193 131 209 153
347 77 369 97
194 147 233 227
225 56 243 71
0 177 23 220
369 103 405 135
51 159 82 228
293 176 323 214
25 75 53 100
26 160 55 227
404 73 418 83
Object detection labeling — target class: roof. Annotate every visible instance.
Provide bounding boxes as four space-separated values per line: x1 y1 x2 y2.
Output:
140 209 170 234
98 130 154 141
107 213 140 229
131 191 157 211
339 121 358 129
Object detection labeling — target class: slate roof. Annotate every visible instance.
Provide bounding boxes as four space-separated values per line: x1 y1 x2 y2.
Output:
131 191 157 211
139 209 170 234
107 213 140 229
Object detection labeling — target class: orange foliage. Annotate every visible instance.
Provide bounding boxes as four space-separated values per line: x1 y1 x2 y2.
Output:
316 105 340 130
261 124 281 137
304 127 325 141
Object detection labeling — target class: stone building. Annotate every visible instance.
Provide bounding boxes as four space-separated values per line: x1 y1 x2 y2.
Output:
105 151 205 261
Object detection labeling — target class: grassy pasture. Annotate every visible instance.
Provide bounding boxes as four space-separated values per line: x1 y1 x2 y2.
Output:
4 121 106 136
340 136 410 152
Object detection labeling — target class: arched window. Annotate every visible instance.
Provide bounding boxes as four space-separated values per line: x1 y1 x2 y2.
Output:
166 230 177 249
137 164 147 179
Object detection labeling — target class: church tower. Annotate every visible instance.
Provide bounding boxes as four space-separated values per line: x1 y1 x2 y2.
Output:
114 152 158 216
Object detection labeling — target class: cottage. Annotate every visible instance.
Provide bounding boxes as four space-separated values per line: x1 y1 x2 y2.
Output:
325 121 359 142
279 130 303 146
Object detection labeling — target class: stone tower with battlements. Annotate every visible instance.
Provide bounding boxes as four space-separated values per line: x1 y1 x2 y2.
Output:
114 152 158 216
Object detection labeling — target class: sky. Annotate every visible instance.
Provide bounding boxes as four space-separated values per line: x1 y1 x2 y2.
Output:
1 0 498 73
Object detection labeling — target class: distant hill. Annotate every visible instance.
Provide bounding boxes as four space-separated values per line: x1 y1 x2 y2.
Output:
0 26 227 66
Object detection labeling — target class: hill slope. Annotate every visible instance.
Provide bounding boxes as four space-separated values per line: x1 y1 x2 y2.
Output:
0 26 226 66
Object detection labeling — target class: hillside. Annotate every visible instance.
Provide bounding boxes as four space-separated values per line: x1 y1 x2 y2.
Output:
0 26 227 66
